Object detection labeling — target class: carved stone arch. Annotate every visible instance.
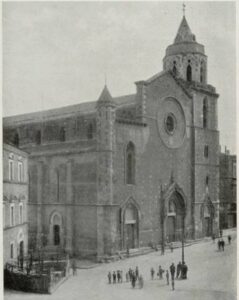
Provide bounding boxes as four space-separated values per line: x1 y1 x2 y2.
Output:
49 211 64 246
49 210 63 226
163 182 187 212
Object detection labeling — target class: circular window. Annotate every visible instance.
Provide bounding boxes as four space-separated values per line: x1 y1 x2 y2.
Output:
165 114 176 134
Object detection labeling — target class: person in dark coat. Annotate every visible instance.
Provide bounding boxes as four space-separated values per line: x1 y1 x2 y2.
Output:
131 272 136 288
221 239 225 251
108 271 112 284
113 271 116 283
217 239 221 251
181 262 188 279
170 263 175 280
176 262 182 279
135 266 139 280
117 270 121 283
228 235 232 244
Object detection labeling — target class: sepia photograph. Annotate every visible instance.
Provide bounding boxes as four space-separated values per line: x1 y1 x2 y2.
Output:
2 1 237 299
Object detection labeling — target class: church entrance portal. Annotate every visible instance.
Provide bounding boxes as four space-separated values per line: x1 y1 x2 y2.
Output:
166 192 185 242
123 202 139 249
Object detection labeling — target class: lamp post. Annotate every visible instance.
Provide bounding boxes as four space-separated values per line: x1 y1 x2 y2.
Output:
181 211 186 264
160 185 165 255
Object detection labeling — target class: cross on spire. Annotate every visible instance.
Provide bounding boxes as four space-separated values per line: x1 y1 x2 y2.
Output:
182 3 186 16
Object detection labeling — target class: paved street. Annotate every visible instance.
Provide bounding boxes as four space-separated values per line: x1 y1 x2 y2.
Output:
4 230 236 300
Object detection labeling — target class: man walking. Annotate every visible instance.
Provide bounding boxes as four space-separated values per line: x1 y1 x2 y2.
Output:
221 239 225 251
176 262 182 279
228 235 232 244
170 263 176 281
113 271 116 284
150 267 155 280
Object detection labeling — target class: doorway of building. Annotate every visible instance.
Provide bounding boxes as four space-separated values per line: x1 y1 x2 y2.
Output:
167 216 176 242
166 192 185 242
53 224 60 245
123 202 139 249
204 217 212 236
19 240 24 257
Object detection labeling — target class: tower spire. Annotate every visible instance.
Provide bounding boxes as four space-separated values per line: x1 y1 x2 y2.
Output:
182 3 186 17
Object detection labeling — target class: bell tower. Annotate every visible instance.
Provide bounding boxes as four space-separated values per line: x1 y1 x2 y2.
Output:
163 12 207 84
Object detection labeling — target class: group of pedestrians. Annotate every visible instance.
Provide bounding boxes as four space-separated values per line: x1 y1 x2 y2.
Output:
108 266 144 288
108 261 188 291
108 270 123 284
217 234 232 251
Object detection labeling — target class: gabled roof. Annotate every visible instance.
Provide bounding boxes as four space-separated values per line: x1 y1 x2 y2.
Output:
3 94 136 126
174 16 196 44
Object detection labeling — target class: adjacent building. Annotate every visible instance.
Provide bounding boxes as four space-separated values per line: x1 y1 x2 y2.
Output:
3 15 220 260
219 148 237 229
3 143 29 264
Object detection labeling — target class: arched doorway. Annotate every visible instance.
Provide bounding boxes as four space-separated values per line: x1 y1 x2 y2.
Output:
49 212 63 247
19 241 24 257
166 192 185 242
202 204 213 237
122 201 139 249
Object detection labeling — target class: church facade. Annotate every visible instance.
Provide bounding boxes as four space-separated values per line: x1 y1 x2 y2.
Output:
3 16 220 259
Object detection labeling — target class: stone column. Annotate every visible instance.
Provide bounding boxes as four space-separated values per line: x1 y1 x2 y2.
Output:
66 160 73 254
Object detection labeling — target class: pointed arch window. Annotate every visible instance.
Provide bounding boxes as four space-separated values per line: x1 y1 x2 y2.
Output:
126 142 135 184
36 130 41 145
203 98 208 128
87 123 93 139
200 62 204 83
187 64 192 82
14 133 19 147
59 127 66 142
172 61 177 76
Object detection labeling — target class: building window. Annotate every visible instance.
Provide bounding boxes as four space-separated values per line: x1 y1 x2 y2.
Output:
10 243 14 259
14 133 19 147
206 175 209 186
203 98 208 128
9 159 14 181
36 130 41 145
165 114 176 134
204 145 209 158
200 62 204 83
126 142 136 184
10 204 14 226
18 161 23 182
187 64 192 82
19 203 23 224
172 61 177 76
59 127 66 142
233 162 236 178
87 123 93 139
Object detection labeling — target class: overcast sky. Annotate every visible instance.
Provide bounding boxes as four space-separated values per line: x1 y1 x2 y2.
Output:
2 1 236 154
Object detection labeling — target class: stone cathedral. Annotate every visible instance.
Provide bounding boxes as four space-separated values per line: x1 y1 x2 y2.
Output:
3 15 220 259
